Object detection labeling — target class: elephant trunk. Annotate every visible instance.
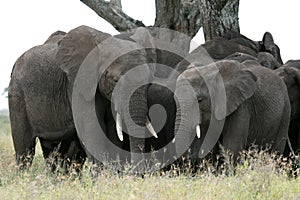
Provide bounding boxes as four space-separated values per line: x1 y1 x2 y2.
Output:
174 83 199 159
123 85 148 166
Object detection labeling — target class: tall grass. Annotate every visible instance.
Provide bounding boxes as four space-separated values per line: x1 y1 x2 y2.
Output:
0 115 299 200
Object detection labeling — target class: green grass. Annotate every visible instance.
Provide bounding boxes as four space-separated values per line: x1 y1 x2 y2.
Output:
0 115 299 200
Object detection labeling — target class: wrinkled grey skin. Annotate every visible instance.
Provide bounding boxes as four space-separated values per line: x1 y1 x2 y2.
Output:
284 59 300 69
9 31 86 170
224 52 258 63
56 26 155 168
202 31 283 65
257 52 281 69
145 53 188 163
260 32 283 64
276 62 300 154
224 52 281 70
115 30 190 165
174 60 290 160
145 44 210 164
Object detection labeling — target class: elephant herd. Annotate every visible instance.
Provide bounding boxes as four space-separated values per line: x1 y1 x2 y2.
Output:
8 25 300 173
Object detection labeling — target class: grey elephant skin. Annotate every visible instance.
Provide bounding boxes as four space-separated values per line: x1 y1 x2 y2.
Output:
276 60 300 154
9 31 86 169
224 51 281 70
202 31 283 65
174 60 291 161
56 26 159 169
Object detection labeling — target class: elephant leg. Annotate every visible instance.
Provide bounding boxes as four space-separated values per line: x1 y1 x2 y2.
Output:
274 102 290 154
39 139 58 159
221 104 250 160
39 139 61 171
60 139 86 172
9 89 36 169
284 119 299 156
297 123 300 153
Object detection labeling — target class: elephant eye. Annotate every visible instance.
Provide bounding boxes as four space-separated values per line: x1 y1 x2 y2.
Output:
197 97 203 102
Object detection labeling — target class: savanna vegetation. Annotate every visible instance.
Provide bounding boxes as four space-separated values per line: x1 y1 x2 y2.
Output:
2 0 300 199
1 113 299 199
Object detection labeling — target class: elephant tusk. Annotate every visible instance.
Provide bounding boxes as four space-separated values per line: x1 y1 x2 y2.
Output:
146 117 158 138
172 138 175 143
196 125 201 139
116 113 123 141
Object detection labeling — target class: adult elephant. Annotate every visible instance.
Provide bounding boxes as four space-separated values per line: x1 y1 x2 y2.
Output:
276 61 300 154
146 43 187 165
144 41 216 166
56 26 157 170
173 60 290 160
224 52 281 69
202 31 283 65
9 30 86 170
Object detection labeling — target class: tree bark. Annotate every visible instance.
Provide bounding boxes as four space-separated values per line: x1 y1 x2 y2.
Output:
80 0 145 32
154 0 202 38
80 0 240 44
199 0 240 41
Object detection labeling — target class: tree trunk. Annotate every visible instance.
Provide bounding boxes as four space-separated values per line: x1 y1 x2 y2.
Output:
199 0 240 41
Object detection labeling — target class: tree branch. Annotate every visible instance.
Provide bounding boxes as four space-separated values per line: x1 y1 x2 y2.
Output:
80 0 145 32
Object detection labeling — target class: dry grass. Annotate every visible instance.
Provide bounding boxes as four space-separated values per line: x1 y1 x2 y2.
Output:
0 115 299 200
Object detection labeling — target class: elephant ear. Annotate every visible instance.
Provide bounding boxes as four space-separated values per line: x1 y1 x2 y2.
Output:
56 25 111 101
215 60 258 120
261 32 283 64
281 66 300 87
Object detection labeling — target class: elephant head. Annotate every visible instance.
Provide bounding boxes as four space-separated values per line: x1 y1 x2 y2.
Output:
260 32 283 65
257 52 282 69
174 60 257 159
56 25 157 167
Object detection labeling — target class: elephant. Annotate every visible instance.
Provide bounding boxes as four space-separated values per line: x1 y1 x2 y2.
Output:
144 40 219 166
110 28 192 168
201 31 283 65
275 62 300 154
9 30 87 170
259 32 283 65
56 26 159 171
143 39 216 166
283 59 300 69
257 52 282 69
224 52 282 69
173 59 291 161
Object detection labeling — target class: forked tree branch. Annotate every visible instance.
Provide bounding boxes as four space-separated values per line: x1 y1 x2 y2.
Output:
80 0 145 32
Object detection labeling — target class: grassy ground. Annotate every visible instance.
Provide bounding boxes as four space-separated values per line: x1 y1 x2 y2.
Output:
0 115 299 200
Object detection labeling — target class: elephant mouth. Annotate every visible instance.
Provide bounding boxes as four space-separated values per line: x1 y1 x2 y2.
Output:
115 112 158 142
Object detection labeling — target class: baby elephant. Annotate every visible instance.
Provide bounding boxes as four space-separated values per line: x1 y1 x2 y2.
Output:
174 60 291 160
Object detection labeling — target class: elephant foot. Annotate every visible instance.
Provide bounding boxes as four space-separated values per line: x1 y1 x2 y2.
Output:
16 152 34 171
